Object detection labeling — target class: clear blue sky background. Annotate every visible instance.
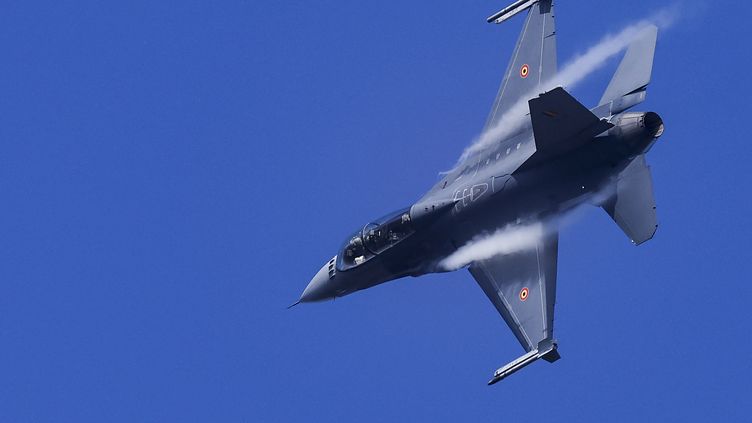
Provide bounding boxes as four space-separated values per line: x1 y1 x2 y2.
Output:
1 0 749 421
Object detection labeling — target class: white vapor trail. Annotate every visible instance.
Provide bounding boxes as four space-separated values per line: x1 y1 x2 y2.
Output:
438 184 618 271
437 7 681 271
440 221 548 271
457 8 677 163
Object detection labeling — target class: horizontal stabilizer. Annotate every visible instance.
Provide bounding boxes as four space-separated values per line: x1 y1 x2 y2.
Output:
603 155 658 245
596 25 658 117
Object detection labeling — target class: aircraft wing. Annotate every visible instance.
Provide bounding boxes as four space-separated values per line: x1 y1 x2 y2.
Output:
483 0 556 132
468 229 560 384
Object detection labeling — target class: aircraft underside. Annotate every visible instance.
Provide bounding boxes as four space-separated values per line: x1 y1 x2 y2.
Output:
296 0 665 385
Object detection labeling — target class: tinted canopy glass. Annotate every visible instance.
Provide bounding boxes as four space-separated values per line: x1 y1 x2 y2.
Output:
337 208 415 271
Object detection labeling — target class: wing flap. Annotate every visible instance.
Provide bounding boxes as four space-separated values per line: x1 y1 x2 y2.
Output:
596 25 658 117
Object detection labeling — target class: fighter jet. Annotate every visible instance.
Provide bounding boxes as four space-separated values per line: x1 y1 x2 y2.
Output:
294 0 664 385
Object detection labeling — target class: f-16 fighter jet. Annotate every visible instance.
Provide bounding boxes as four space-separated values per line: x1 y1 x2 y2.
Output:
294 0 664 384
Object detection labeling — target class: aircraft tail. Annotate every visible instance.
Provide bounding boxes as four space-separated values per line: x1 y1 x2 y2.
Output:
594 25 658 118
515 87 613 172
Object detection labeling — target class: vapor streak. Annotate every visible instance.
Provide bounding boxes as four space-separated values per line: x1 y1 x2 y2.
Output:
458 9 676 163
440 221 547 270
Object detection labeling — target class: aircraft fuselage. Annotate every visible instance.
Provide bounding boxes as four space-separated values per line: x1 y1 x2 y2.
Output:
299 111 663 302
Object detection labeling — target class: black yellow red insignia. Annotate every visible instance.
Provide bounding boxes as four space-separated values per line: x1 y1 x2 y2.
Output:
519 287 529 301
520 64 529 78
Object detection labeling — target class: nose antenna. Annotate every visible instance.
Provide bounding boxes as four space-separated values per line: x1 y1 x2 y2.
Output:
287 300 301 309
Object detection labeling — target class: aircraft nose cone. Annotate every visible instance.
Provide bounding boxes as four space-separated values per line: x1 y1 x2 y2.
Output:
300 259 336 302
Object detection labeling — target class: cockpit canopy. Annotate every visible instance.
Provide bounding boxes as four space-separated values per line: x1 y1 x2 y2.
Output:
337 208 415 271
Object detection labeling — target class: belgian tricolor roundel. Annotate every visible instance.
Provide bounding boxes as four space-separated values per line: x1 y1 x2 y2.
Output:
520 64 529 78
519 287 529 301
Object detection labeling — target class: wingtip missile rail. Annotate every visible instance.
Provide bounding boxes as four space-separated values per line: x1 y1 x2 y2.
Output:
487 340 559 385
487 0 538 24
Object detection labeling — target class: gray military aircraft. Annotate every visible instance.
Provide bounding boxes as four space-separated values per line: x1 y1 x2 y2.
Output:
294 0 664 384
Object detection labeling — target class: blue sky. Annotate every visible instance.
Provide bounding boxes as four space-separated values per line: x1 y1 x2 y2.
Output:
1 0 750 421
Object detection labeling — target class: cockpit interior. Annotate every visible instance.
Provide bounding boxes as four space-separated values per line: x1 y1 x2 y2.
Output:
337 208 415 271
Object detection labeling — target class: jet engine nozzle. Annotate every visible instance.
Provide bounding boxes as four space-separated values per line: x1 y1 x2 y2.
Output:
644 112 664 138
610 111 664 140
